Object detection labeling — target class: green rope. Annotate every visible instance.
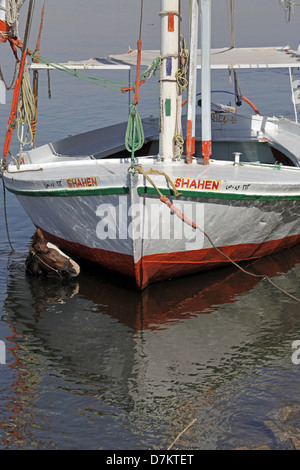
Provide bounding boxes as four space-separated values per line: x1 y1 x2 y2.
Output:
130 114 137 173
140 56 159 81
125 103 144 169
30 52 160 93
30 52 131 91
29 51 159 171
124 58 158 169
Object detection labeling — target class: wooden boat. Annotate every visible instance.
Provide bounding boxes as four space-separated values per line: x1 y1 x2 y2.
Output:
1 0 300 289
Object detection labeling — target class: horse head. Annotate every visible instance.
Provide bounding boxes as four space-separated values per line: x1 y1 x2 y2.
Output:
26 228 80 278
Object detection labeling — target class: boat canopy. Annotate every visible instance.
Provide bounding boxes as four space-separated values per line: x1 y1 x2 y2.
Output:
30 46 300 71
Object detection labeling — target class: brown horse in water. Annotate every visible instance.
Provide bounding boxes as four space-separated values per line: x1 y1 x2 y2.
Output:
26 228 80 278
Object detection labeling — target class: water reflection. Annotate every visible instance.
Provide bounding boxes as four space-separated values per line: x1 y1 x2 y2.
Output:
0 246 300 449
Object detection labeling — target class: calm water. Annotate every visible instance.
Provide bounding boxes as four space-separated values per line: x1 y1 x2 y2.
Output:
0 0 300 451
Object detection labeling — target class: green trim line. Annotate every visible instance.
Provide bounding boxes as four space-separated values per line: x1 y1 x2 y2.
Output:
6 186 130 197
165 98 171 117
6 184 300 201
137 186 300 201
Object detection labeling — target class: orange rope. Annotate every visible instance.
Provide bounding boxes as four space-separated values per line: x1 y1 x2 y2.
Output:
241 95 260 115
136 163 299 303
120 78 145 94
160 194 300 303
1 9 36 163
33 3 45 63
134 38 142 105
0 19 10 43
132 0 143 106
160 195 197 228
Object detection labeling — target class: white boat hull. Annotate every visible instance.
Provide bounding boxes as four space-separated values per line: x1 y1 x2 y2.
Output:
5 156 300 289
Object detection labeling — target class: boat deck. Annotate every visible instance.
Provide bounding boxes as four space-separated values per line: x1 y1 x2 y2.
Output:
6 154 300 199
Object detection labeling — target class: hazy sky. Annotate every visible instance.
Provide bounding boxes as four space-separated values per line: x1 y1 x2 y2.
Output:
13 0 300 62
1 1 299 143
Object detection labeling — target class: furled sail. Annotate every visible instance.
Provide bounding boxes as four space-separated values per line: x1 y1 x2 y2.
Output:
5 0 26 36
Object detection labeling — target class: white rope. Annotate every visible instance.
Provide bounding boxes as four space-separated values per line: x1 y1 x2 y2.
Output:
17 62 36 155
5 0 26 36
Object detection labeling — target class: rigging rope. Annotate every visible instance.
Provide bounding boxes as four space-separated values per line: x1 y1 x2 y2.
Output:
29 51 133 91
1 2 159 165
29 50 160 96
0 61 17 90
2 0 35 167
225 0 243 106
1 177 14 251
126 0 145 172
120 57 159 94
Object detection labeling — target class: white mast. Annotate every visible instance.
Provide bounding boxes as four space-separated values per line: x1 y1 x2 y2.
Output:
186 0 199 163
159 0 180 160
200 0 212 164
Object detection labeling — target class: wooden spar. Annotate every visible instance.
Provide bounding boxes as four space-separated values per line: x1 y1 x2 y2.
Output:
186 0 199 163
159 0 180 160
200 0 212 164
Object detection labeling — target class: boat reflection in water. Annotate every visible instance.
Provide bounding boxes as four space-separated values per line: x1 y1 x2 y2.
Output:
1 245 300 449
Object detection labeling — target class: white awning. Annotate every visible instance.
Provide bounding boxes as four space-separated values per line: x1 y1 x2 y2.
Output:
29 46 300 71
203 46 300 69
30 57 131 70
108 46 300 69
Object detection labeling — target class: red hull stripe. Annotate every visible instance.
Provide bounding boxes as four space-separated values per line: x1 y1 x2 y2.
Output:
40 228 300 290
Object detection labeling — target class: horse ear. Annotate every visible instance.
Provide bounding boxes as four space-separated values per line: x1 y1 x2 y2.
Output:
33 228 45 244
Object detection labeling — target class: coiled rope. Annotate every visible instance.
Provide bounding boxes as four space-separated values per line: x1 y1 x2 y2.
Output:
125 104 144 154
17 64 36 150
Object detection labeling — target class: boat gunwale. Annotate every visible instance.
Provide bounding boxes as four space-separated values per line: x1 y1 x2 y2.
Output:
4 156 300 172
5 183 300 201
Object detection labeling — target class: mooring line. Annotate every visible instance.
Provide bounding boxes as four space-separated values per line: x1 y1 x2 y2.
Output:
1 177 14 251
135 165 300 303
162 194 300 303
